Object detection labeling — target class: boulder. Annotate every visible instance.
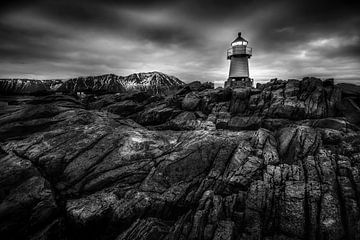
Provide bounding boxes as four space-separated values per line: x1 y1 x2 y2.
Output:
182 92 200 111
173 111 197 121
0 153 58 239
176 81 214 96
261 118 291 131
277 125 320 164
117 91 151 103
137 104 176 125
106 100 142 116
227 116 262 130
337 83 360 97
229 88 251 114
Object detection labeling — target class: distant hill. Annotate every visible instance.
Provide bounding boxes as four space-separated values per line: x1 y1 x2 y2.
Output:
0 71 184 95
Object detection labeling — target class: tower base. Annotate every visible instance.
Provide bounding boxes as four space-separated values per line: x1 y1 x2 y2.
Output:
224 77 253 88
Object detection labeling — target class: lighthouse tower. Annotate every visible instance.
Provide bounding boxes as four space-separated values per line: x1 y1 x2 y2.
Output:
224 32 253 88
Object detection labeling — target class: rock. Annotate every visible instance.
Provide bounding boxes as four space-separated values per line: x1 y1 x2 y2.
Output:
0 76 360 240
212 221 234 240
182 92 200 111
337 83 360 97
117 91 151 103
284 79 300 97
81 77 356 132
261 118 291 131
209 102 231 129
116 218 170 240
229 88 251 114
227 116 262 130
337 95 360 126
0 153 58 240
198 88 231 114
176 81 214 96
0 96 82 141
195 111 207 120
209 88 232 103
269 97 306 119
310 118 352 131
277 125 320 164
106 100 142 116
88 94 117 109
157 119 216 131
173 111 197 122
185 81 203 91
150 111 215 131
137 104 177 125
164 111 205 130
323 78 334 87
176 81 202 95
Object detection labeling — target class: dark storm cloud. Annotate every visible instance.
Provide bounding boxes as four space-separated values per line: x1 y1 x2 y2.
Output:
252 1 360 49
0 0 359 83
0 21 72 63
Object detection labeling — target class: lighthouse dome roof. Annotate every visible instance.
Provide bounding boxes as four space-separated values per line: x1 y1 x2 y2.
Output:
231 32 248 46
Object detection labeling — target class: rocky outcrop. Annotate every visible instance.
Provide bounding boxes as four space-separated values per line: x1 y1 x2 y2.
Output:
94 77 350 131
0 153 59 239
182 92 201 111
336 83 360 126
0 77 360 240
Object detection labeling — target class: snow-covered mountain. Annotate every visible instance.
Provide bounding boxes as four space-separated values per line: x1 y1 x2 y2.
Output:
0 72 184 94
0 79 48 95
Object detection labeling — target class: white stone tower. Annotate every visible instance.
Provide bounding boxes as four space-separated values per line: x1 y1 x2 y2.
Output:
225 32 253 88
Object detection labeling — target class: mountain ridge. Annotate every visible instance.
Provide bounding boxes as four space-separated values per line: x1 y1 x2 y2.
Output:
0 71 184 94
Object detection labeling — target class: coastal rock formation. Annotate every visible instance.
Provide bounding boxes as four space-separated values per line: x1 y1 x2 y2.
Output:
0 77 360 240
87 77 353 131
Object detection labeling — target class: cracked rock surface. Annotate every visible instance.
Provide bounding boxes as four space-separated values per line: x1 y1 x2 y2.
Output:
0 77 360 240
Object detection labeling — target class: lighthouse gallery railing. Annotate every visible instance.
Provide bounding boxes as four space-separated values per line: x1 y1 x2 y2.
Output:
227 46 252 59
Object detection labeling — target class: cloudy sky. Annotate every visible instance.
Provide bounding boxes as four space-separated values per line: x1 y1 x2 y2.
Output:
1 0 359 85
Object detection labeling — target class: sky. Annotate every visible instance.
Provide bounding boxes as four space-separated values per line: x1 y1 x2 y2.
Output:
0 0 359 85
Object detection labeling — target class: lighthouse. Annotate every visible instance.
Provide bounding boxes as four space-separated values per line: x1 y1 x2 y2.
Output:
224 32 253 88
